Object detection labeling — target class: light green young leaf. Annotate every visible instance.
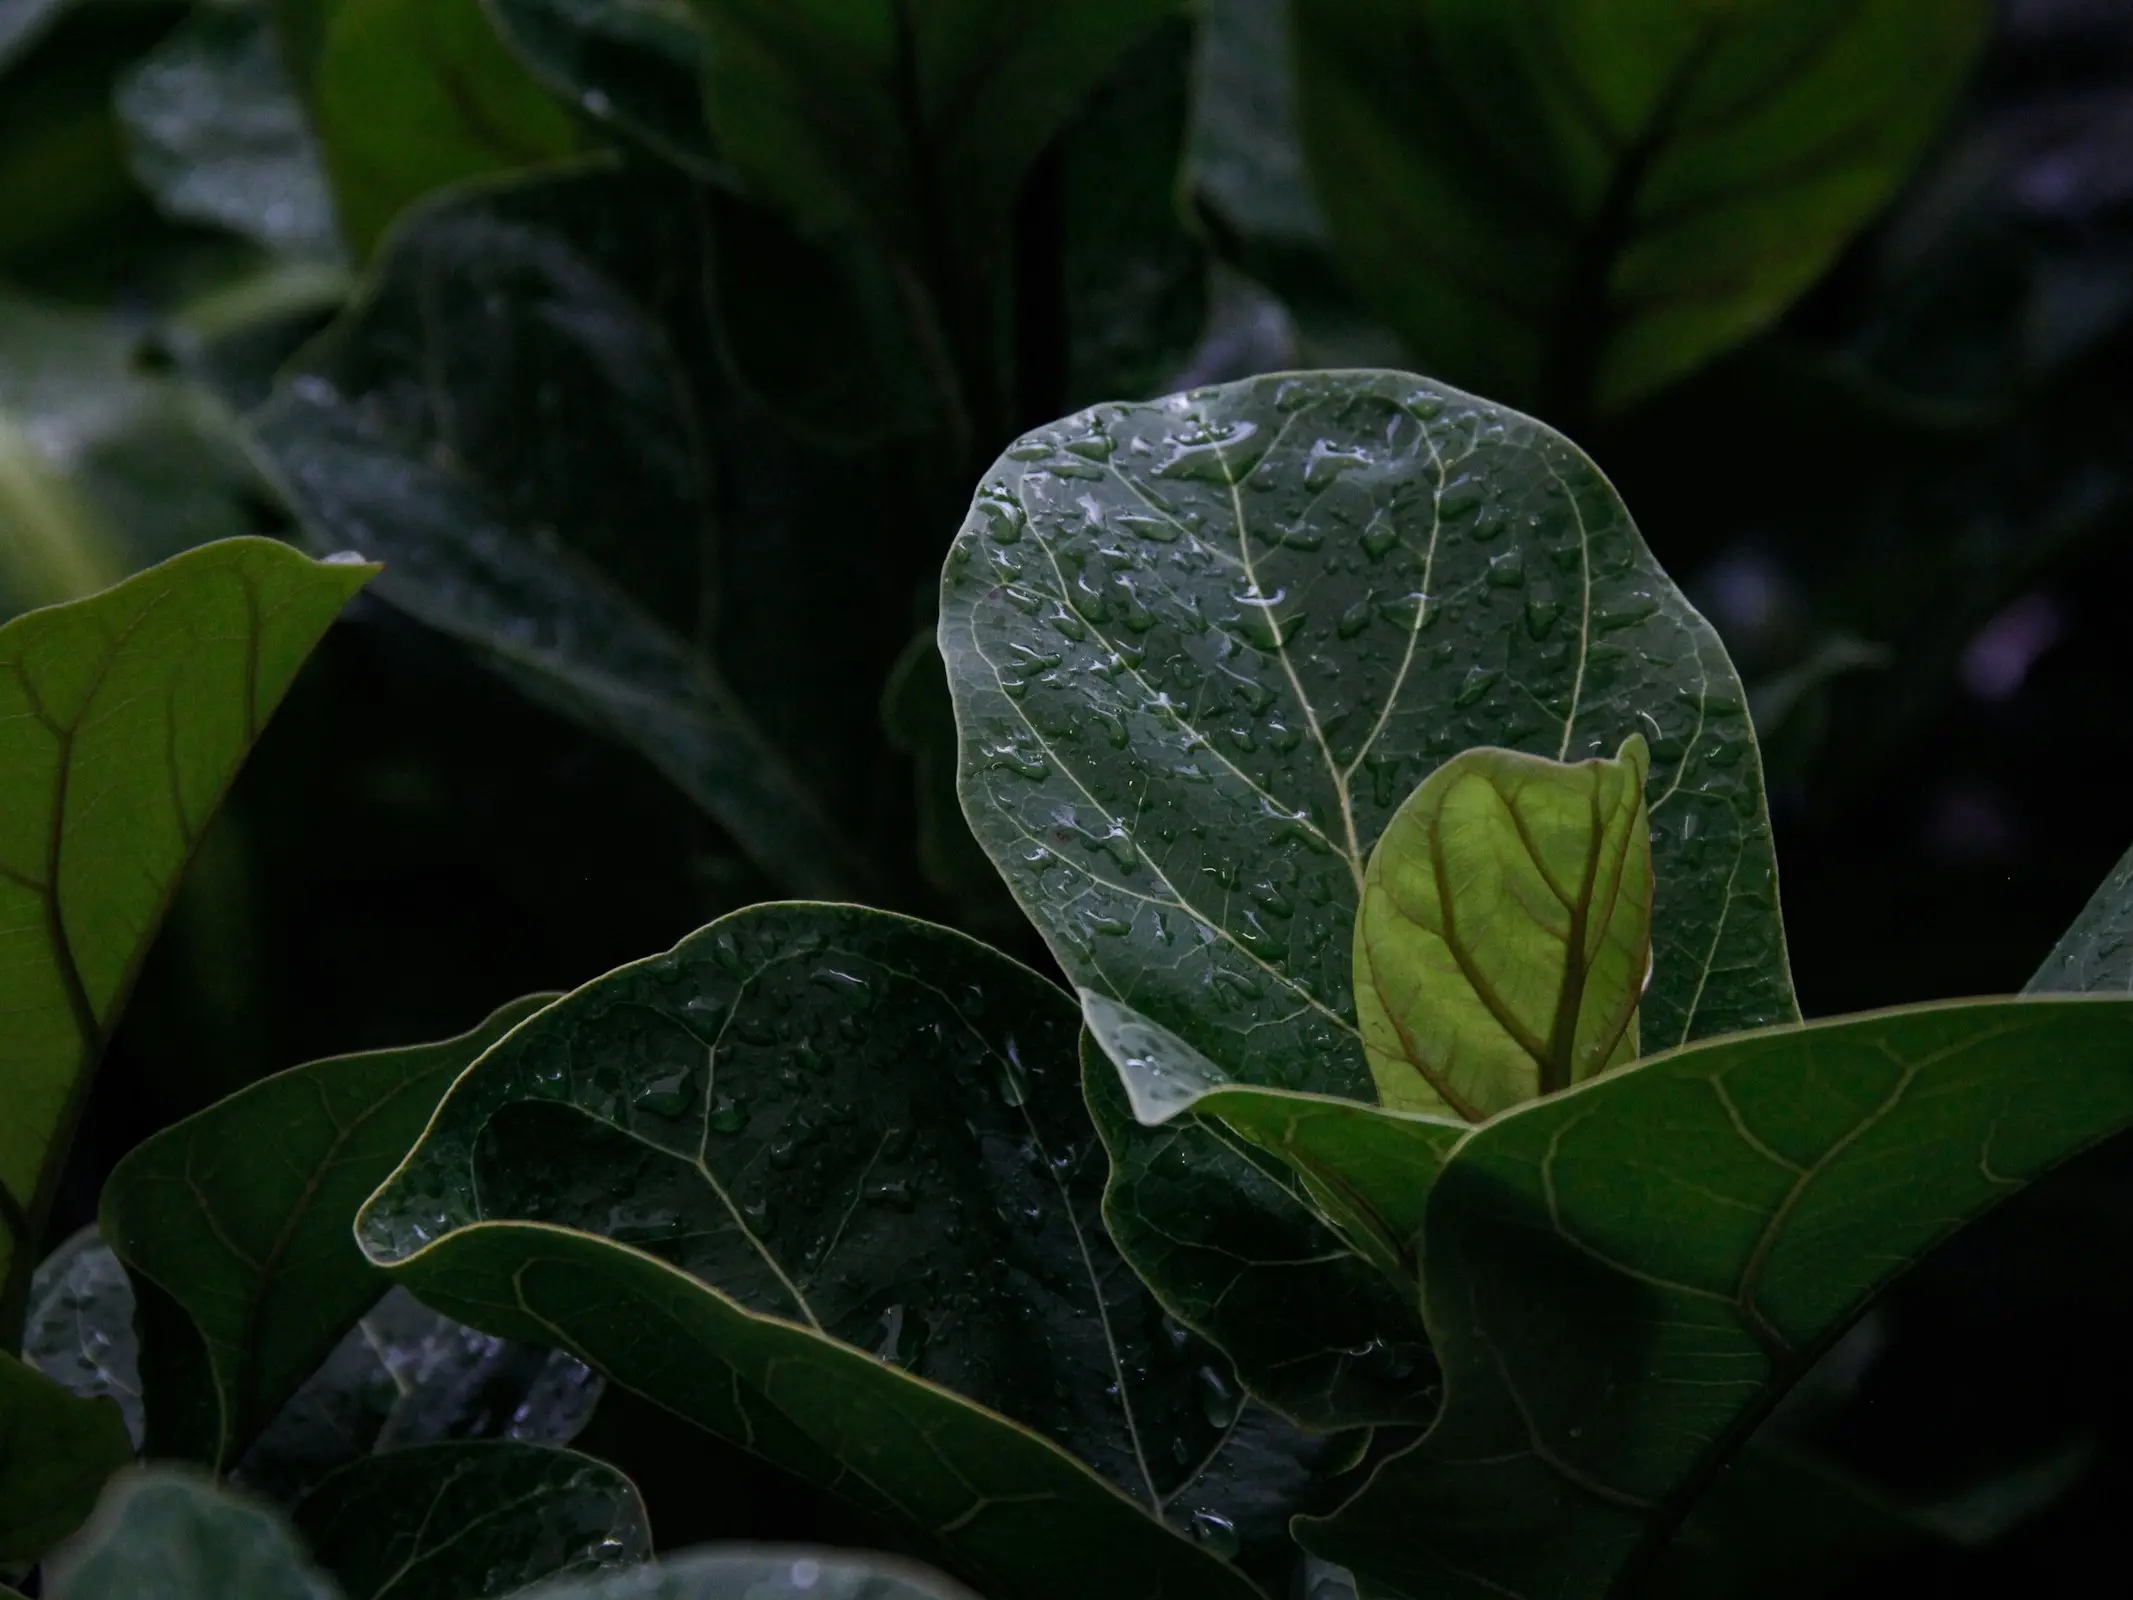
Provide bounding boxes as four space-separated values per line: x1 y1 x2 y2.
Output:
0 1351 133 1565
1293 0 1992 416
1357 736 1652 1119
43 1469 336 1600
100 996 556 1469
0 538 374 1347
1298 996 2133 1598
292 1442 648 1600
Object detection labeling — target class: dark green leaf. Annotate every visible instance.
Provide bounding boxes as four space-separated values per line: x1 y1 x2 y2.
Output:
293 1442 648 1599
941 370 1791 1408
2028 837 2133 994
0 538 374 1346
43 1469 335 1600
1356 737 1653 1118
247 164 877 900
487 0 727 179
0 1351 133 1565
1293 0 1992 415
1297 996 2133 1598
313 0 585 254
101 995 556 1469
517 1547 979 1600
21 1227 139 1447
357 903 1286 1599
688 0 1180 262
114 6 345 263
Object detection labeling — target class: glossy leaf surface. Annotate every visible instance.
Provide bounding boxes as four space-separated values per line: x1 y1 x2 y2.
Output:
689 0 1178 260
44 1470 335 1600
1299 997 2133 1597
360 904 1280 1599
248 165 875 900
21 1227 140 1447
942 370 1789 1411
2028 837 2133 994
101 995 555 1469
1357 736 1653 1119
0 538 373 1344
488 0 725 179
114 6 343 262
293 1442 648 1599
1294 0 1992 414
313 0 584 253
0 1351 132 1564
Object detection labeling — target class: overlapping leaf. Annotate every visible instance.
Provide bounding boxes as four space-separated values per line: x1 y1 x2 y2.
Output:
101 995 556 1468
21 1226 140 1447
940 368 1791 1413
358 903 1344 1598
0 1351 133 1565
0 538 373 1345
1293 0 1993 415
293 1442 648 1599
2028 837 2133 995
1295 997 2133 1598
43 1469 337 1600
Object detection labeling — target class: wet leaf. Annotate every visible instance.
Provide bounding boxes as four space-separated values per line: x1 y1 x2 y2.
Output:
1298 997 2133 1598
21 1227 140 1448
2028 836 2133 995
942 369 1791 1411
248 164 875 899
293 1442 648 1599
101 996 556 1469
358 903 1306 1599
114 5 344 262
488 0 726 180
43 1469 335 1600
312 0 584 254
1356 736 1653 1119
516 1546 979 1600
0 538 373 1347
0 1351 133 1565
1293 0 1992 415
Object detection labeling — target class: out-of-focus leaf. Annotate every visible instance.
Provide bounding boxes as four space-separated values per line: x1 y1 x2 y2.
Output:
516 1547 980 1600
0 1352 133 1565
101 996 556 1469
0 291 262 617
0 0 72 74
292 1442 649 1600
358 903 1302 1599
313 0 584 254
941 369 1791 1417
487 0 725 179
1294 0 1993 416
1299 997 2133 1598
1186 0 1326 258
0 539 374 1346
20 1227 140 1448
43 1469 336 1600
1356 737 1653 1119
115 4 344 263
247 164 874 899
232 1286 605 1505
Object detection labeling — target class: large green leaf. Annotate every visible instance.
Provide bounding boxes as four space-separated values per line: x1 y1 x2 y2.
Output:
358 903 1320 1599
292 1442 648 1599
313 0 584 253
941 368 1791 1407
2028 838 2133 995
114 5 345 263
1295 996 2133 1598
519 1547 980 1600
0 538 373 1345
1357 737 1652 1118
247 164 879 901
100 995 556 1469
689 0 1177 264
487 0 726 180
43 1469 336 1600
1293 0 1991 417
0 1351 132 1565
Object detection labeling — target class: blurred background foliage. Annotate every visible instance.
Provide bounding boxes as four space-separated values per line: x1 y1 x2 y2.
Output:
4 0 2132 1591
